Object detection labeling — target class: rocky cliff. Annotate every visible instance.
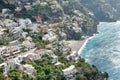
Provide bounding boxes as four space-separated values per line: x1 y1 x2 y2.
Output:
80 0 120 21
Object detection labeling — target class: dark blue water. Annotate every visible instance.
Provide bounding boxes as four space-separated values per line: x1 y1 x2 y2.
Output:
80 21 120 80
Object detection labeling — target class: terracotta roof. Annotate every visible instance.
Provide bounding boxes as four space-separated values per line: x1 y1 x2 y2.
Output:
35 16 42 22
9 47 17 51
34 49 46 54
6 59 15 63
37 28 47 33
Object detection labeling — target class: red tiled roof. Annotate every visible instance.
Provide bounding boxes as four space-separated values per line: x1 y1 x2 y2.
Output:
35 16 42 22
6 59 15 63
34 49 46 54
37 28 47 33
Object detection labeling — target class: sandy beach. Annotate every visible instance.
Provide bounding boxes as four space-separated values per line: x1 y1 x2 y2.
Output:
67 36 93 54
67 39 87 52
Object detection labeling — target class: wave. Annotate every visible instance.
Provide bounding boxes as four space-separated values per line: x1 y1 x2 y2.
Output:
80 22 120 80
78 35 95 55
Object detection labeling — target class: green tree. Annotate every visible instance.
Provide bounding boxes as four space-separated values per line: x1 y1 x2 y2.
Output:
0 66 4 74
76 74 87 80
8 69 21 80
22 72 31 80
0 40 9 45
0 74 6 80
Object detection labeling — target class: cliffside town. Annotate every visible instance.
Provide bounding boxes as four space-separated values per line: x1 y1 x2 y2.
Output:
0 0 108 80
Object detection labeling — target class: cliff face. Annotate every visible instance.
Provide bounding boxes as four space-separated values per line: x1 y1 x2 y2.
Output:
61 0 98 36
80 0 120 21
55 0 98 37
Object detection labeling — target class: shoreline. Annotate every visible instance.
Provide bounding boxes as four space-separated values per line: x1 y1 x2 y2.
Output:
67 39 86 52
67 36 94 55
78 36 94 55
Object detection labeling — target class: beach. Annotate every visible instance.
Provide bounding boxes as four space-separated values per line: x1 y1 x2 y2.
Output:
67 39 87 52
67 36 93 54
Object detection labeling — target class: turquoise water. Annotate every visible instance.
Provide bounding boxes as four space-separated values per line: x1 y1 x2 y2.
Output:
80 21 120 80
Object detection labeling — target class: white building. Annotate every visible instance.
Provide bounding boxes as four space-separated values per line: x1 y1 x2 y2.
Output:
6 59 17 68
0 46 8 55
62 65 77 76
3 19 18 30
23 64 35 75
2 9 10 14
22 40 35 49
50 55 58 64
9 46 21 54
59 41 71 55
28 49 54 61
30 49 47 61
18 18 32 29
0 45 21 56
9 40 20 46
42 32 57 42
69 51 79 62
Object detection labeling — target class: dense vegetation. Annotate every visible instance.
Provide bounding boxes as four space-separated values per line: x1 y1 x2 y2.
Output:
1 56 108 80
0 40 9 45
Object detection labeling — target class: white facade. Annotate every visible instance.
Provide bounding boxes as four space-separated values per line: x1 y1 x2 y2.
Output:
22 40 35 49
19 18 32 29
42 32 57 42
23 64 35 75
62 65 77 76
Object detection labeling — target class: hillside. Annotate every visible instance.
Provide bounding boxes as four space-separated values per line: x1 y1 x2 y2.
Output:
0 0 98 37
80 0 120 21
0 0 109 80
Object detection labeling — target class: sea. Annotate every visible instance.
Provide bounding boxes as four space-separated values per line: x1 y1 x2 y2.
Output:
79 21 120 80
